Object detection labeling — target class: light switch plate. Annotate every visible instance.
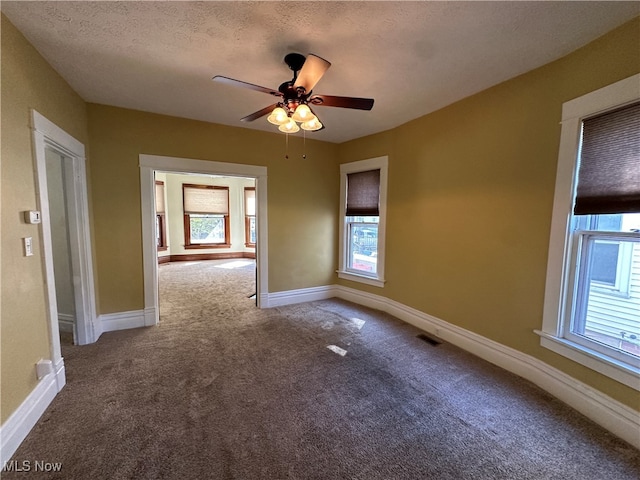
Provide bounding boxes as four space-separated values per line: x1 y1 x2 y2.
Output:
23 237 33 256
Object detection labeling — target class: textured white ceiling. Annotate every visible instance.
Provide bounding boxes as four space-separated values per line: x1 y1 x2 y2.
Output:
2 1 639 143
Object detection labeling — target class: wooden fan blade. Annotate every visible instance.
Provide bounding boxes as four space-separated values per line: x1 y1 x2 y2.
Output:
241 104 280 122
309 95 374 110
293 54 331 93
212 76 282 97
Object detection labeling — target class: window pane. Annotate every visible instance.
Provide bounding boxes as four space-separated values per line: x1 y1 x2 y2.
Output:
249 217 256 244
593 214 623 232
156 214 166 249
347 217 379 274
591 241 620 285
189 214 225 243
622 213 640 232
573 236 640 358
156 215 161 246
576 213 640 232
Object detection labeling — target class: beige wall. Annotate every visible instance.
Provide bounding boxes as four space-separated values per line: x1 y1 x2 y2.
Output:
1 14 89 423
86 104 340 314
338 17 640 409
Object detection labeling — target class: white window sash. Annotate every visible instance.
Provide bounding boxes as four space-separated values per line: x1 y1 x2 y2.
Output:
345 220 379 277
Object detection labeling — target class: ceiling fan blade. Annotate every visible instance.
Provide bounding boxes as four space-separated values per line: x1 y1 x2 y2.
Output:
212 76 281 97
241 104 279 122
293 54 331 93
309 95 374 110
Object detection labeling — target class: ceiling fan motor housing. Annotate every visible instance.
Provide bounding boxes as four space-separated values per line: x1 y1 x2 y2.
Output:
278 81 309 113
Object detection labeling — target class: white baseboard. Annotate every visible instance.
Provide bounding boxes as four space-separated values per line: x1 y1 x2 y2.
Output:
143 307 157 327
100 310 147 333
57 313 75 333
0 360 65 465
93 315 104 341
6 287 634 467
265 285 335 307
268 284 640 449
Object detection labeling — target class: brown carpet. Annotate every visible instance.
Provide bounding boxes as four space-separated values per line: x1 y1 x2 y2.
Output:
3 259 639 479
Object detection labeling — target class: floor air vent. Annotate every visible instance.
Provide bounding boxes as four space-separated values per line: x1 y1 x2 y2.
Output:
417 333 442 346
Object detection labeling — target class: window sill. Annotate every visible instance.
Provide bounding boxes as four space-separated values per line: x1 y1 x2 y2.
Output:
535 330 640 391
337 270 385 288
185 244 231 249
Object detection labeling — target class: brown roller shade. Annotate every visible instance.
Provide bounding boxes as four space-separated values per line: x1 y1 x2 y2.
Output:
346 169 380 216
183 185 229 215
574 102 640 215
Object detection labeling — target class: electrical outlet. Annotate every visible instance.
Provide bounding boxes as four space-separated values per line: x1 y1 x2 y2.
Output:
23 237 33 256
36 359 53 379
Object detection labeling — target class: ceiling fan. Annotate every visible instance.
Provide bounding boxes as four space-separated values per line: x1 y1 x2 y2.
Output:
212 53 374 133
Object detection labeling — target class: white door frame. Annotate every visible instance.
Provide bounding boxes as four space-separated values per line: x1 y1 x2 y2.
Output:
139 154 268 325
32 110 99 354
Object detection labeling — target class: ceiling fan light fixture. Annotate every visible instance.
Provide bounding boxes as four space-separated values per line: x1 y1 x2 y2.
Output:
215 53 373 138
267 107 289 125
278 118 300 133
291 104 315 123
301 118 323 131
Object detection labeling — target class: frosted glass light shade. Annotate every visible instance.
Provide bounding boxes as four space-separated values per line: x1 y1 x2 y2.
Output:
291 104 316 123
301 118 323 131
278 118 300 133
267 107 289 125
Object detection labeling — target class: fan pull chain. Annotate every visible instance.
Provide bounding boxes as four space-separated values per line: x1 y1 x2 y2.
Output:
302 130 307 159
284 133 289 159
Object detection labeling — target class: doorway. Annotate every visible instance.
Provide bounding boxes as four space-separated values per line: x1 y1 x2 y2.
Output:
154 171 257 313
139 154 269 326
32 110 98 369
44 148 77 343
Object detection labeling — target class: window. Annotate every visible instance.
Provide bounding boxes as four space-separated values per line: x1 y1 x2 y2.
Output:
338 156 388 287
540 74 640 390
183 184 230 248
571 215 639 359
155 181 167 251
574 215 634 297
244 187 256 247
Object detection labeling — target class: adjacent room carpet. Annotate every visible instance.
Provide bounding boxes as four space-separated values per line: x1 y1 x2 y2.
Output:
4 259 639 479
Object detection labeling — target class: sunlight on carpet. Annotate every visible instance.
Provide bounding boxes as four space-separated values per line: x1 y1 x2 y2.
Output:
214 260 254 269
